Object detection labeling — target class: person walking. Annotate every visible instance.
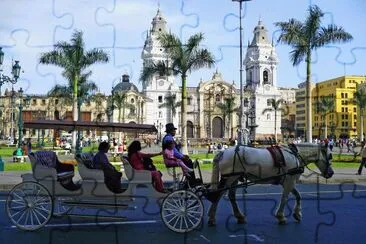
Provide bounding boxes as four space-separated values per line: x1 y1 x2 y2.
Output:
357 141 366 175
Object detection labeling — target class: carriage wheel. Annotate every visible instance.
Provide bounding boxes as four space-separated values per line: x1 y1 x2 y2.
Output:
161 190 204 233
6 182 53 231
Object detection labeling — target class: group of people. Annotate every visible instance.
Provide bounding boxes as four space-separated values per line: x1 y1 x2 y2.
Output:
91 123 197 193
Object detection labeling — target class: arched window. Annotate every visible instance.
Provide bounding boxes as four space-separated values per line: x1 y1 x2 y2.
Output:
263 70 269 84
130 98 135 104
215 94 221 103
267 113 271 120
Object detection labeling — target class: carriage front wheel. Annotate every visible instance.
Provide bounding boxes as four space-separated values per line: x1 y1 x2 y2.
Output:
161 190 204 233
6 182 53 231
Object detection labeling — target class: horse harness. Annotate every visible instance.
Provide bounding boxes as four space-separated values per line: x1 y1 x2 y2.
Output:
224 144 305 184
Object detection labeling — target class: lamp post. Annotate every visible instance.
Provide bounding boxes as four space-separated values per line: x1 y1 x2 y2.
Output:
232 0 251 145
0 47 22 140
17 88 30 148
106 106 113 141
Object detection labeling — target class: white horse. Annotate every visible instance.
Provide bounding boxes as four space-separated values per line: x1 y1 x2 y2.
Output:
207 143 334 226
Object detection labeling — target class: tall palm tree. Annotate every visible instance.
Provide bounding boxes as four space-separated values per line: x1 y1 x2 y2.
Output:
113 91 134 122
140 32 215 154
275 5 353 142
353 87 366 142
262 98 287 142
216 97 238 139
39 30 109 150
316 95 335 139
158 94 181 123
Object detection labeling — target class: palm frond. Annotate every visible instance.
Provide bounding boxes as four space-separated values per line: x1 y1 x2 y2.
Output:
315 25 353 47
83 49 109 66
275 19 304 46
304 5 324 43
188 49 215 71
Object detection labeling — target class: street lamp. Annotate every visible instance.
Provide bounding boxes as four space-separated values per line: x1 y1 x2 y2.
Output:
106 106 113 140
232 0 251 145
17 87 30 148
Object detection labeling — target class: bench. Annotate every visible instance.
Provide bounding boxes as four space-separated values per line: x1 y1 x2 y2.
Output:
13 155 28 163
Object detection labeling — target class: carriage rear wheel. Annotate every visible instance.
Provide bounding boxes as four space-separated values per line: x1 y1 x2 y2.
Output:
6 182 53 231
161 190 204 233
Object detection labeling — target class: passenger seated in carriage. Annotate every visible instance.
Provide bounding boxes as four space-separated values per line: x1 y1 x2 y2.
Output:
163 140 193 175
92 141 123 193
127 140 168 193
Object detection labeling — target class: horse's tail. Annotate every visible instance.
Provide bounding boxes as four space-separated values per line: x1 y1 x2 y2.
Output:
211 151 224 189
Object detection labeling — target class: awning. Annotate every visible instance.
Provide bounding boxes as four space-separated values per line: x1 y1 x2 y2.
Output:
23 120 157 133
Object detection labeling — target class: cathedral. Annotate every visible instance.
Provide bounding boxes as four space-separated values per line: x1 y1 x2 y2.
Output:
0 9 295 142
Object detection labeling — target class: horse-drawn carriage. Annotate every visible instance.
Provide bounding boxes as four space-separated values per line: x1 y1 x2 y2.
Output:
5 120 334 233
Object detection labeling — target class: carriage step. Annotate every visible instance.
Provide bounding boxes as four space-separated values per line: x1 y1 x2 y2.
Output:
62 201 129 209
54 213 127 220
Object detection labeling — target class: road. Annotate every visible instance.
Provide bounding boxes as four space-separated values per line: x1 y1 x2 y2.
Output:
0 183 365 244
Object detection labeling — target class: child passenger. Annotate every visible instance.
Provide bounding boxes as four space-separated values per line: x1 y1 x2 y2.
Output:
163 140 193 175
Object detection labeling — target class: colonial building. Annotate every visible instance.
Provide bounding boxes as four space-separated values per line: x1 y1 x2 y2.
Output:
0 9 296 142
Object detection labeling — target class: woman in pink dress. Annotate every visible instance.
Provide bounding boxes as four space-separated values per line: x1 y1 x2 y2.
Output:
163 140 193 175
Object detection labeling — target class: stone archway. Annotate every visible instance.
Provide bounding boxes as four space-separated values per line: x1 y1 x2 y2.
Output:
187 121 194 138
212 116 223 138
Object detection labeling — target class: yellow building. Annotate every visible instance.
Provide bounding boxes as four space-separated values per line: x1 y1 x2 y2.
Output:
312 76 366 139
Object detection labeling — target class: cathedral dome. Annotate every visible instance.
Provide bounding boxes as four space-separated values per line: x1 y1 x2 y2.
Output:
113 74 139 93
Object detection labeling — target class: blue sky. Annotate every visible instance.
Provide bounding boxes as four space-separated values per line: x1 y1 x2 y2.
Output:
0 0 365 95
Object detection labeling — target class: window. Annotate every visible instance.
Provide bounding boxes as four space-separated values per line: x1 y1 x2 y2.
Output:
345 114 348 119
341 114 344 119
158 96 163 103
266 113 271 120
354 107 357 112
354 122 357 127
345 93 348 98
342 122 344 127
158 111 162 118
342 108 345 112
354 115 357 119
215 94 221 102
55 99 59 105
267 99 272 106
32 99 37 105
187 97 191 105
263 70 269 84
341 93 344 98
41 99 46 105
130 98 134 104
346 108 348 112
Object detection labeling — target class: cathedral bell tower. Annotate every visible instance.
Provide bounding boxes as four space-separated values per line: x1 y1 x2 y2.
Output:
243 19 281 140
140 8 179 129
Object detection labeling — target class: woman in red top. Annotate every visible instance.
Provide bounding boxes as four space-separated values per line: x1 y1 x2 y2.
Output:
127 140 166 193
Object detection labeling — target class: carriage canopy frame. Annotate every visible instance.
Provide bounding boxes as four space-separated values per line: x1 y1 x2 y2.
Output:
23 120 158 133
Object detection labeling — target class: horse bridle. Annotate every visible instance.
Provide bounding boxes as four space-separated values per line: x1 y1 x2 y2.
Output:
304 144 332 177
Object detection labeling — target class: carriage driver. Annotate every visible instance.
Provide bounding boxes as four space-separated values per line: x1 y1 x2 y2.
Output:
162 123 199 186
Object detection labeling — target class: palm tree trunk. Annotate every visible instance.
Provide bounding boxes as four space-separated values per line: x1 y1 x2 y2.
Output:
118 108 121 123
181 74 188 154
305 52 312 143
324 115 328 139
274 111 277 143
72 76 78 152
361 109 364 142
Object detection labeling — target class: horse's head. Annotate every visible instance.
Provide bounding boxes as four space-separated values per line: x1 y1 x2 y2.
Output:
296 143 334 179
315 143 334 179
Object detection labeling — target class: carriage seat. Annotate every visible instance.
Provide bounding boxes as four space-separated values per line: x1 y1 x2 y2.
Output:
28 151 74 181
75 153 105 182
120 156 152 184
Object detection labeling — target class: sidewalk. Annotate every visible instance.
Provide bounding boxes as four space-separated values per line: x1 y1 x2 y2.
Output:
0 168 365 191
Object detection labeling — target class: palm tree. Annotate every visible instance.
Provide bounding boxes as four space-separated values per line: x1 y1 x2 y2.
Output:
158 94 181 123
39 30 109 150
262 98 287 142
140 32 215 154
216 97 238 139
353 87 366 142
316 95 335 139
113 91 134 122
275 5 353 142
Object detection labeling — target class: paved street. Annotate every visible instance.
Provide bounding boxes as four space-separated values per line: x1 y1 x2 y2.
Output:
0 183 365 244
